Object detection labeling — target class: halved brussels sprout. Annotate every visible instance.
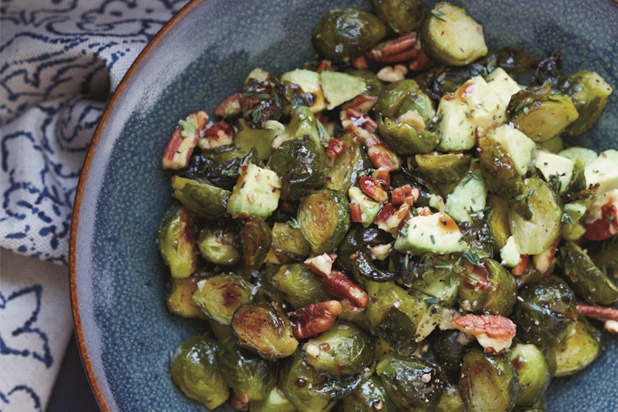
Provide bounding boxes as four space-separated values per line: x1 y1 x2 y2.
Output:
232 302 298 359
487 195 511 249
312 8 387 61
298 189 350 254
371 0 423 33
170 336 229 409
553 317 603 377
171 176 230 220
343 375 396 412
250 387 296 412
414 152 472 184
378 116 437 155
346 70 385 97
197 226 240 266
338 227 393 275
506 343 550 406
239 79 285 128
192 274 253 325
437 383 465 412
558 241 618 305
458 258 517 315
166 276 205 318
514 277 578 349
477 135 523 199
377 354 445 410
283 106 330 147
304 322 374 378
157 204 197 279
240 217 272 273
272 264 330 309
327 133 371 194
374 79 435 121
430 330 466 381
459 349 518 412
421 2 488 66
217 337 277 402
271 222 311 263
338 299 371 331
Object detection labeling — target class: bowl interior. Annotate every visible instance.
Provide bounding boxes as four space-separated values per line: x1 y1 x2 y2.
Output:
72 0 618 410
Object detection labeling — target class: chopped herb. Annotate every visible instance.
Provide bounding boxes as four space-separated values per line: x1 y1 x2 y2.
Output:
289 217 301 229
430 234 436 244
586 266 596 272
522 106 530 115
431 9 447 21
424 297 440 304
560 213 574 224
462 250 480 265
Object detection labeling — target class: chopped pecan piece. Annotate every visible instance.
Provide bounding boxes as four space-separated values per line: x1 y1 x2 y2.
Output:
162 111 208 169
325 138 347 165
360 176 389 202
365 33 418 63
511 254 529 276
577 304 618 322
198 120 234 150
214 93 241 118
288 300 342 340
377 64 408 82
304 253 337 277
452 314 516 354
584 189 618 241
342 94 378 112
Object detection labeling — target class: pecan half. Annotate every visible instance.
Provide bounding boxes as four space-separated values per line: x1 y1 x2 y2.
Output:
162 111 208 169
365 33 418 63
577 304 618 322
322 270 368 308
452 314 516 354
288 300 342 340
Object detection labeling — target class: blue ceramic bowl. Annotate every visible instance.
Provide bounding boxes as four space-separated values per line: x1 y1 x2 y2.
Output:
70 0 618 410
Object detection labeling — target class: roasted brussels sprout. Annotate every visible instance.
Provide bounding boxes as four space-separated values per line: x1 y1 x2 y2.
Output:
557 71 613 136
157 204 197 279
232 302 298 359
192 274 253 325
553 317 603 377
458 258 518 315
343 375 396 412
346 70 385 97
558 241 618 305
166 276 205 318
327 134 371 194
378 116 437 155
234 119 278 161
269 136 328 201
514 277 578 349
477 135 523 199
170 336 229 409
298 189 350 254
371 0 423 33
240 217 272 273
459 349 518 412
217 337 277 401
197 226 240 266
506 343 550 406
430 330 466 381
304 322 374 378
588 237 618 272
338 227 393 274
414 152 472 184
313 8 387 61
458 215 494 259
250 387 296 412
437 383 465 412
271 222 311 263
377 354 445 410
272 264 330 309
284 106 330 147
487 195 511 249
374 79 435 121
171 176 230 220
240 79 285 128
421 2 488 66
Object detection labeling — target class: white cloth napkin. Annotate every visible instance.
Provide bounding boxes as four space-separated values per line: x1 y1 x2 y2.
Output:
0 1 188 410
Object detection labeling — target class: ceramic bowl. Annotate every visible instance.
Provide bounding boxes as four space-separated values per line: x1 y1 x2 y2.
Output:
70 0 618 410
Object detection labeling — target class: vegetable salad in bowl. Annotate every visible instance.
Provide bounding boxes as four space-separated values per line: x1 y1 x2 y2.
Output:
157 1 617 410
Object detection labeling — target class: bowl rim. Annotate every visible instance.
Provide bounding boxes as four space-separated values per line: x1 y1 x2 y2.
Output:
69 0 202 410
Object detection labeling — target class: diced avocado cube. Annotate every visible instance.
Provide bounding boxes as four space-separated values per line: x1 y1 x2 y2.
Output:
319 71 366 110
436 97 476 151
535 151 575 194
394 212 467 254
445 169 487 222
281 69 326 113
558 147 598 166
491 124 536 176
500 236 521 268
227 163 281 218
486 68 521 111
564 200 587 223
348 187 381 228
584 150 618 195
458 75 502 132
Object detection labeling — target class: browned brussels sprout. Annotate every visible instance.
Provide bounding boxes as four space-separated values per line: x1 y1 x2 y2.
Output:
437 383 465 412
558 241 618 305
157 204 197 279
197 226 240 266
171 176 230 220
420 2 488 66
271 222 311 263
557 71 613 136
477 135 523 199
459 349 518 412
327 133 371 194
217 337 277 402
231 302 298 359
371 0 423 33
170 336 229 409
304 322 374 378
250 387 295 412
313 9 387 61
553 317 603 377
514 277 578 349
269 136 328 201
338 227 393 276
192 274 253 325
166 276 205 318
378 116 437 155
298 189 350 254
374 79 435 121
487 195 511 249
430 330 466 381
415 152 472 184
272 264 330 309
239 79 285 128
343 375 396 412
240 217 272 273
346 70 385 97
458 258 517 315
506 343 550 407
377 354 445 410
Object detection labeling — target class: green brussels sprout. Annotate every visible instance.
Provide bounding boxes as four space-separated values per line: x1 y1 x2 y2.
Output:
506 343 550 407
312 8 387 61
192 274 253 325
420 2 488 66
378 116 437 156
557 71 613 136
217 337 277 402
252 264 284 305
558 241 618 305
271 222 312 263
208 318 234 342
235 119 278 161
326 133 371 194
272 264 330 309
304 323 374 378
250 387 296 412
459 349 518 412
232 302 298 359
514 277 578 349
283 106 330 147
458 215 494 259
553 317 603 377
239 79 285 128
414 152 472 184
197 225 240 266
269 135 328 201
588 237 618 272
508 178 562 255
371 0 423 33
337 227 393 275
374 79 435 121
430 330 466 381
170 336 229 409
458 258 517 315
240 217 272 273
377 355 445 410
415 62 488 104
343 375 397 412
410 255 461 307
338 299 371 331
170 176 231 220
437 383 465 412
157 204 197 279
166 276 205 318
487 195 511 249
298 189 350 254
345 70 385 97
477 135 523 199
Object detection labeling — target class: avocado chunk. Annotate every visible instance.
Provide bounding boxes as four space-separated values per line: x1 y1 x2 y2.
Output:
500 236 521 267
535 151 575 195
445 169 487 222
558 147 598 166
394 212 467 254
348 186 382 228
584 149 618 194
227 163 281 218
485 68 521 110
491 124 536 176
436 97 476 151
281 69 326 113
319 71 366 110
